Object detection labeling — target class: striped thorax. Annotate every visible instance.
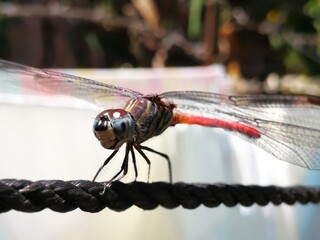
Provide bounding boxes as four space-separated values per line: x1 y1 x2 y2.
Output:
93 95 175 150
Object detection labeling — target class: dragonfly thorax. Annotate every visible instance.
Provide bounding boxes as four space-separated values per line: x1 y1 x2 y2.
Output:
93 109 135 150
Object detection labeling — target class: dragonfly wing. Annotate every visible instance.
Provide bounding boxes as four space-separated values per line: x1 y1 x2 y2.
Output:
161 91 320 170
0 59 143 106
231 121 320 169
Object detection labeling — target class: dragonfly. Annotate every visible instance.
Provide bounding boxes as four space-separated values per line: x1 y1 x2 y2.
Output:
1 59 320 184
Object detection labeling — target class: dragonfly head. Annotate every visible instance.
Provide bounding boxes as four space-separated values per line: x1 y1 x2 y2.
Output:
93 109 135 149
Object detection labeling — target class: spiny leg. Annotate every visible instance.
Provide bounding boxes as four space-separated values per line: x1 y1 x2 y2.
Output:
139 145 172 183
130 147 138 180
99 144 131 195
92 149 119 182
134 146 151 182
106 143 131 184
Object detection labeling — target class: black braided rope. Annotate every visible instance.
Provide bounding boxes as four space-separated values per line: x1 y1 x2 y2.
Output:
0 179 320 213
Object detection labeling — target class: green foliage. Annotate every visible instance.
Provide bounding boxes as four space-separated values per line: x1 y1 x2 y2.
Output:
304 0 320 55
188 0 203 39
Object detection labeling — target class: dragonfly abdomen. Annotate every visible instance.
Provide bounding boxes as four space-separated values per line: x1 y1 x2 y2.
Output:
174 113 261 138
125 96 175 143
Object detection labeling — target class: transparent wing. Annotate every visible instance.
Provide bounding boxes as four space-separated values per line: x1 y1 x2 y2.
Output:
161 91 320 169
0 59 143 105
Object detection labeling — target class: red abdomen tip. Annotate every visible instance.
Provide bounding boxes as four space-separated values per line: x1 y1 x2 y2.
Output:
174 113 261 138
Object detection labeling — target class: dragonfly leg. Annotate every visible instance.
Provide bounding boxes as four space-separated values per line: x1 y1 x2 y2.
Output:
134 146 151 182
99 144 132 195
130 147 138 181
106 143 131 184
92 149 119 182
135 145 173 183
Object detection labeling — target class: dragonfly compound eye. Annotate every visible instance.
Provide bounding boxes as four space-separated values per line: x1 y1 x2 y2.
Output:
93 109 135 149
93 117 109 131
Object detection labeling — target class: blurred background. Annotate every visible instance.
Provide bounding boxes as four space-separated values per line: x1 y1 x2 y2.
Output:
0 0 320 240
1 0 320 93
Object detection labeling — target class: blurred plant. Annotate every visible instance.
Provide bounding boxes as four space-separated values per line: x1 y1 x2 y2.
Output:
188 0 203 39
305 0 320 55
0 0 319 81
